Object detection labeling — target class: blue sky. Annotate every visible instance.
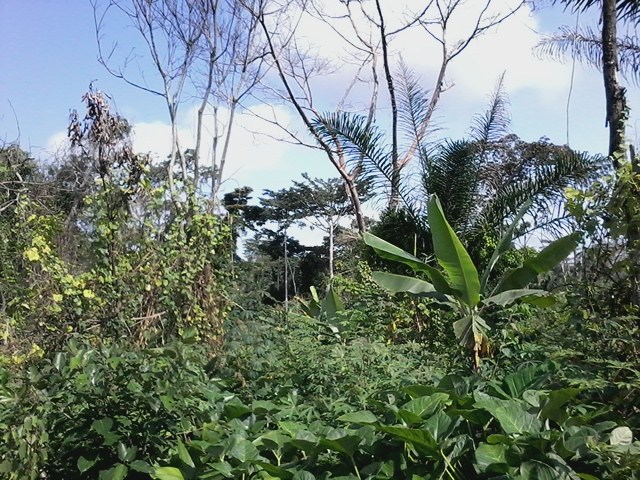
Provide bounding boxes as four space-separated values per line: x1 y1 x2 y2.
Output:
1 0 639 201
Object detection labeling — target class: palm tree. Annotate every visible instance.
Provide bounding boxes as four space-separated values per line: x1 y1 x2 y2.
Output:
313 75 604 269
540 0 640 162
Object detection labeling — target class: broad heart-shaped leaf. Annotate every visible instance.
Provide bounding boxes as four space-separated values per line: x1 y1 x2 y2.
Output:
474 443 507 473
99 464 128 480
474 392 541 435
610 426 633 445
482 289 554 308
539 388 580 424
423 410 456 442
255 461 295 479
77 456 97 474
401 393 450 418
376 426 439 456
153 466 185 480
495 232 581 293
91 417 114 436
519 459 577 480
338 411 378 424
453 314 489 350
480 199 533 292
362 232 453 294
498 364 551 399
224 435 259 463
427 195 481 306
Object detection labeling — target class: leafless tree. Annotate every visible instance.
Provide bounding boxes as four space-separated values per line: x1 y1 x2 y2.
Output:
249 0 526 231
93 0 268 207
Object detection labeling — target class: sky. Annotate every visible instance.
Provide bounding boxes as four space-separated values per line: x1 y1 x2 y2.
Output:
1 0 639 240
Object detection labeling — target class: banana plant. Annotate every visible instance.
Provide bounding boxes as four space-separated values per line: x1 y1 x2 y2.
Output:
364 195 580 369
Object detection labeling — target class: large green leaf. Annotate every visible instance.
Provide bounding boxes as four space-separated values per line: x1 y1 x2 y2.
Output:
427 195 480 306
153 467 185 480
338 411 378 424
401 393 450 418
321 285 344 321
99 464 128 480
371 271 445 297
495 232 581 293
475 443 507 473
377 426 439 456
77 456 97 474
499 364 551 399
423 411 456 442
480 199 533 292
474 392 541 435
482 289 553 307
363 232 453 293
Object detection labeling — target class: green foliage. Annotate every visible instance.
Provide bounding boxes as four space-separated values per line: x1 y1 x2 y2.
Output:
365 195 579 368
0 337 225 479
154 363 639 480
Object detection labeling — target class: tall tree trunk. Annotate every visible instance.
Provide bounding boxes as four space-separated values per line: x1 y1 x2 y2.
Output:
602 0 626 165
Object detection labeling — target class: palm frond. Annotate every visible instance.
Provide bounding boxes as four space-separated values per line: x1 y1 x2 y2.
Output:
421 140 481 235
476 149 605 236
396 61 435 151
469 72 511 145
553 0 640 24
536 25 640 84
311 111 418 216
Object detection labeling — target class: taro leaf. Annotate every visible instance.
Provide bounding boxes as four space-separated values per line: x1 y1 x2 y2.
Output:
475 443 507 473
225 435 259 463
501 364 551 399
177 440 195 468
255 461 295 479
91 418 114 436
257 430 289 449
423 411 456 442
519 459 577 480
474 393 541 435
610 426 633 445
401 393 450 418
292 472 316 480
77 456 97 474
320 435 362 456
402 385 437 398
252 400 279 414
563 426 599 453
495 232 581 293
130 460 154 474
427 195 481 307
438 375 472 399
290 430 319 452
99 464 128 480
338 411 378 424
397 409 424 426
209 462 234 477
153 466 185 480
117 443 137 463
540 388 580 424
224 398 252 419
377 426 439 456
363 232 453 294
